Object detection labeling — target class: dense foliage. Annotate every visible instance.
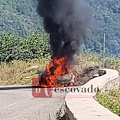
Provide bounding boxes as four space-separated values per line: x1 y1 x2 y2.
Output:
0 32 50 62
0 0 120 56
0 0 41 36
83 0 120 56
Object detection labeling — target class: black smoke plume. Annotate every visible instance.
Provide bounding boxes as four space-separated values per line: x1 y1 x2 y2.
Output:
37 0 92 59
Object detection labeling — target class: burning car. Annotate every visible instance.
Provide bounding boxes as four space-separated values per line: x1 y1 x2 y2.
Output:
37 0 92 87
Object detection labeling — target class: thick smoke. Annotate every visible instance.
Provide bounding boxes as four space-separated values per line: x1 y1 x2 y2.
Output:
37 0 92 59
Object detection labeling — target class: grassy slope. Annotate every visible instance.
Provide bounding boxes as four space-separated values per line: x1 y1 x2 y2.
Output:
97 91 120 116
0 54 101 86
0 57 50 85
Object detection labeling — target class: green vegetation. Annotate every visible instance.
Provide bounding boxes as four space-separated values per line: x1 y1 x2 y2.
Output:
97 91 120 116
0 0 120 55
0 32 50 62
84 0 120 55
0 0 41 36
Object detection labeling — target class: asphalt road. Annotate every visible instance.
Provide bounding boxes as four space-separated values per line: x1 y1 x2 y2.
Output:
0 86 65 120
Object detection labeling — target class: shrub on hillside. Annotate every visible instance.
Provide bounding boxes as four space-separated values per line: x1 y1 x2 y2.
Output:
0 32 50 62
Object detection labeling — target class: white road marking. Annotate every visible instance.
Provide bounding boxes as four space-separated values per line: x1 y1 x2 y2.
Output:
0 97 32 111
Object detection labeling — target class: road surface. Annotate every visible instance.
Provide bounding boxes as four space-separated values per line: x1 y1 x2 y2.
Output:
0 86 65 120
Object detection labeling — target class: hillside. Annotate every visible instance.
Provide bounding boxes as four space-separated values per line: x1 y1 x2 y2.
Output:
0 0 120 55
84 0 120 55
0 0 42 37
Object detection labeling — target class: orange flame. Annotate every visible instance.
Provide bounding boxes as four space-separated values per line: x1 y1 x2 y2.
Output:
39 56 77 87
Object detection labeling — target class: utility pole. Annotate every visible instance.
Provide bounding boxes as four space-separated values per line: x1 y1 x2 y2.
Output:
103 33 106 70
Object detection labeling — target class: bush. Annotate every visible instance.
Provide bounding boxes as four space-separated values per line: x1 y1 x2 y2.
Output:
0 32 50 62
